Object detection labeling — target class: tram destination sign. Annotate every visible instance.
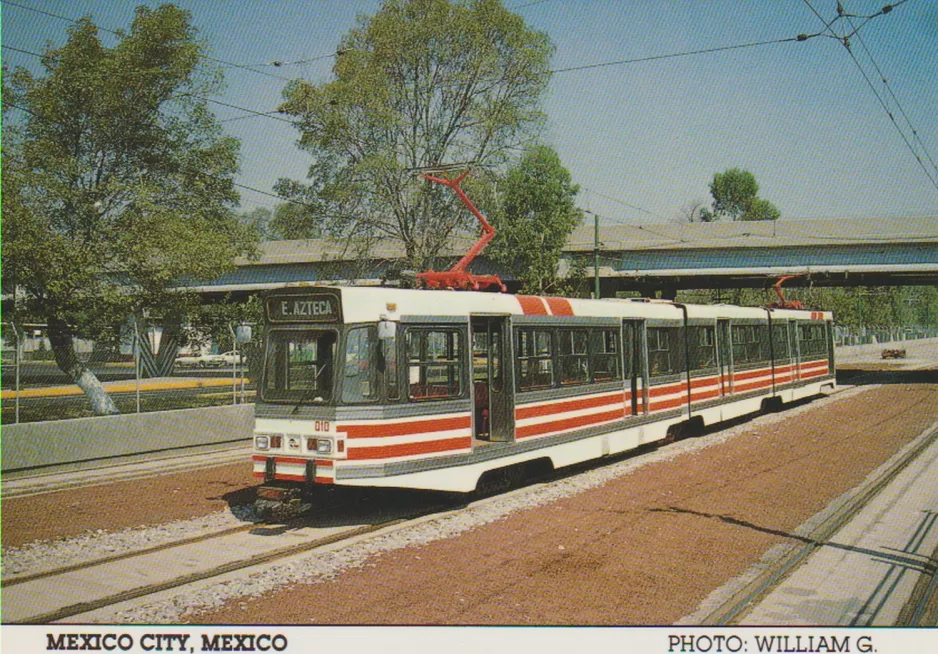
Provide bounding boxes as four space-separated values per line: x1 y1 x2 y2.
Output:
266 292 341 323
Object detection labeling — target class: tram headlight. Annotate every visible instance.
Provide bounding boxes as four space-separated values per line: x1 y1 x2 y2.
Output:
255 435 270 450
308 438 332 454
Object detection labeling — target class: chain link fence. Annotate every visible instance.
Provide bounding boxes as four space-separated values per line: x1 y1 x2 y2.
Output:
1 322 260 425
833 325 938 347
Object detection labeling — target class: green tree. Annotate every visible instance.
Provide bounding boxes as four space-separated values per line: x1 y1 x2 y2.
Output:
276 0 553 270
2 5 256 414
707 168 780 221
487 145 582 293
240 207 273 240
269 202 323 240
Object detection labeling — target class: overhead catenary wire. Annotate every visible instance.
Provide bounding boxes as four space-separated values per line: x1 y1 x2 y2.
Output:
550 34 823 75
3 0 303 84
3 43 298 129
801 0 938 194
7 1 931 216
843 11 938 181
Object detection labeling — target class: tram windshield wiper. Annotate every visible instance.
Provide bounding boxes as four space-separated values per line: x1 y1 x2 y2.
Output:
291 363 331 414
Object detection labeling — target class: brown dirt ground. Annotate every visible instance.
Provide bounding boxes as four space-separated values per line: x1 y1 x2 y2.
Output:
189 381 938 625
3 377 936 625
1 464 257 548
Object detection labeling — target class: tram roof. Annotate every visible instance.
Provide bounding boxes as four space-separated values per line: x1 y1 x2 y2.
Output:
271 285 830 324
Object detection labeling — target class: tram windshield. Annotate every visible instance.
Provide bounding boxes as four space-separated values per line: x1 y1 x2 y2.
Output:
262 329 338 403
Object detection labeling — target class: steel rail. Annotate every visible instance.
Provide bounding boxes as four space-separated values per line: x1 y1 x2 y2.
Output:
10 500 452 625
698 420 938 625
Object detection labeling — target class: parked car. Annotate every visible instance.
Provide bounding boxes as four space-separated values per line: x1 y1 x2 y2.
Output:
218 350 245 366
175 351 225 368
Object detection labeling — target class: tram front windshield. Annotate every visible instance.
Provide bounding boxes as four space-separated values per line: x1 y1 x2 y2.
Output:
262 329 338 403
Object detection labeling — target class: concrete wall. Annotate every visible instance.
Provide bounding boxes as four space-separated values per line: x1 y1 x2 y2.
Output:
2 404 253 472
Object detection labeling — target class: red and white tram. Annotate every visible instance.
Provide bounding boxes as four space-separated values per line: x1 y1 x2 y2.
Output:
251 286 835 504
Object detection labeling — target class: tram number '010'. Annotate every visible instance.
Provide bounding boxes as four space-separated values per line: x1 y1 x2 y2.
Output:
315 421 330 432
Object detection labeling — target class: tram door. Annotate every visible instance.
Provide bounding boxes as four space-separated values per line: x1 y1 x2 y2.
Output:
717 319 732 395
623 320 646 415
775 320 795 387
470 317 513 442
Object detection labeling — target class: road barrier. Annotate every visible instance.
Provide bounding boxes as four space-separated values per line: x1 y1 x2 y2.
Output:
1 403 253 473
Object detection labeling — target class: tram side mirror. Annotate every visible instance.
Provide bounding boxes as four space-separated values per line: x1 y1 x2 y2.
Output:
235 324 252 343
378 316 396 340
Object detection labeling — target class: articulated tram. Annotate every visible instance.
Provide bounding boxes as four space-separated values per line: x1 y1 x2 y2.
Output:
251 286 835 508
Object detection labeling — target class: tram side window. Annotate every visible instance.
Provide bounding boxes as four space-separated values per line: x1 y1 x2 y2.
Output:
406 329 463 401
772 323 790 360
755 324 771 361
590 329 621 382
517 328 554 391
648 327 683 377
558 329 589 385
732 324 770 365
688 326 717 373
799 323 827 358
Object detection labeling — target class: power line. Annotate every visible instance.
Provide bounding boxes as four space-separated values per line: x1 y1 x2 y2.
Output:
801 0 938 193
511 0 555 9
2 44 45 59
550 34 822 75
3 0 299 84
4 42 293 127
550 2 910 75
843 12 938 181
239 51 342 68
582 187 670 222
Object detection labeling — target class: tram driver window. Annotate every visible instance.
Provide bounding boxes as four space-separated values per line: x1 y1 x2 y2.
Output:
341 326 378 404
263 330 336 403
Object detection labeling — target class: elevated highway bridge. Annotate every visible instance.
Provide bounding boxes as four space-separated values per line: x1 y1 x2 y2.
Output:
194 216 937 299
564 215 938 298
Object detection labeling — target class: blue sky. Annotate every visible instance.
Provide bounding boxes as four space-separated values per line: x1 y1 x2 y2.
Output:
5 0 937 225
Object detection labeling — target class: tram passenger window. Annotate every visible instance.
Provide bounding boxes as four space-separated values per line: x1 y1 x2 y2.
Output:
732 325 758 365
688 326 716 372
341 326 378 403
517 328 554 391
590 329 621 382
799 324 825 358
772 323 790 359
406 329 463 401
648 327 682 377
558 329 589 385
756 325 771 361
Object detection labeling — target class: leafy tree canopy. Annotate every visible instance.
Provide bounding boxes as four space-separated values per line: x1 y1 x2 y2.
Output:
487 145 582 293
2 4 256 413
275 0 554 270
706 167 780 221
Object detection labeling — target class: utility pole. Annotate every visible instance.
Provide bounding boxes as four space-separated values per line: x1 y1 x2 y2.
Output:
593 212 600 299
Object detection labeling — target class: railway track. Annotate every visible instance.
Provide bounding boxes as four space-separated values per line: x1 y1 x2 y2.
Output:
2 491 459 624
5 356 934 625
696 421 938 625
